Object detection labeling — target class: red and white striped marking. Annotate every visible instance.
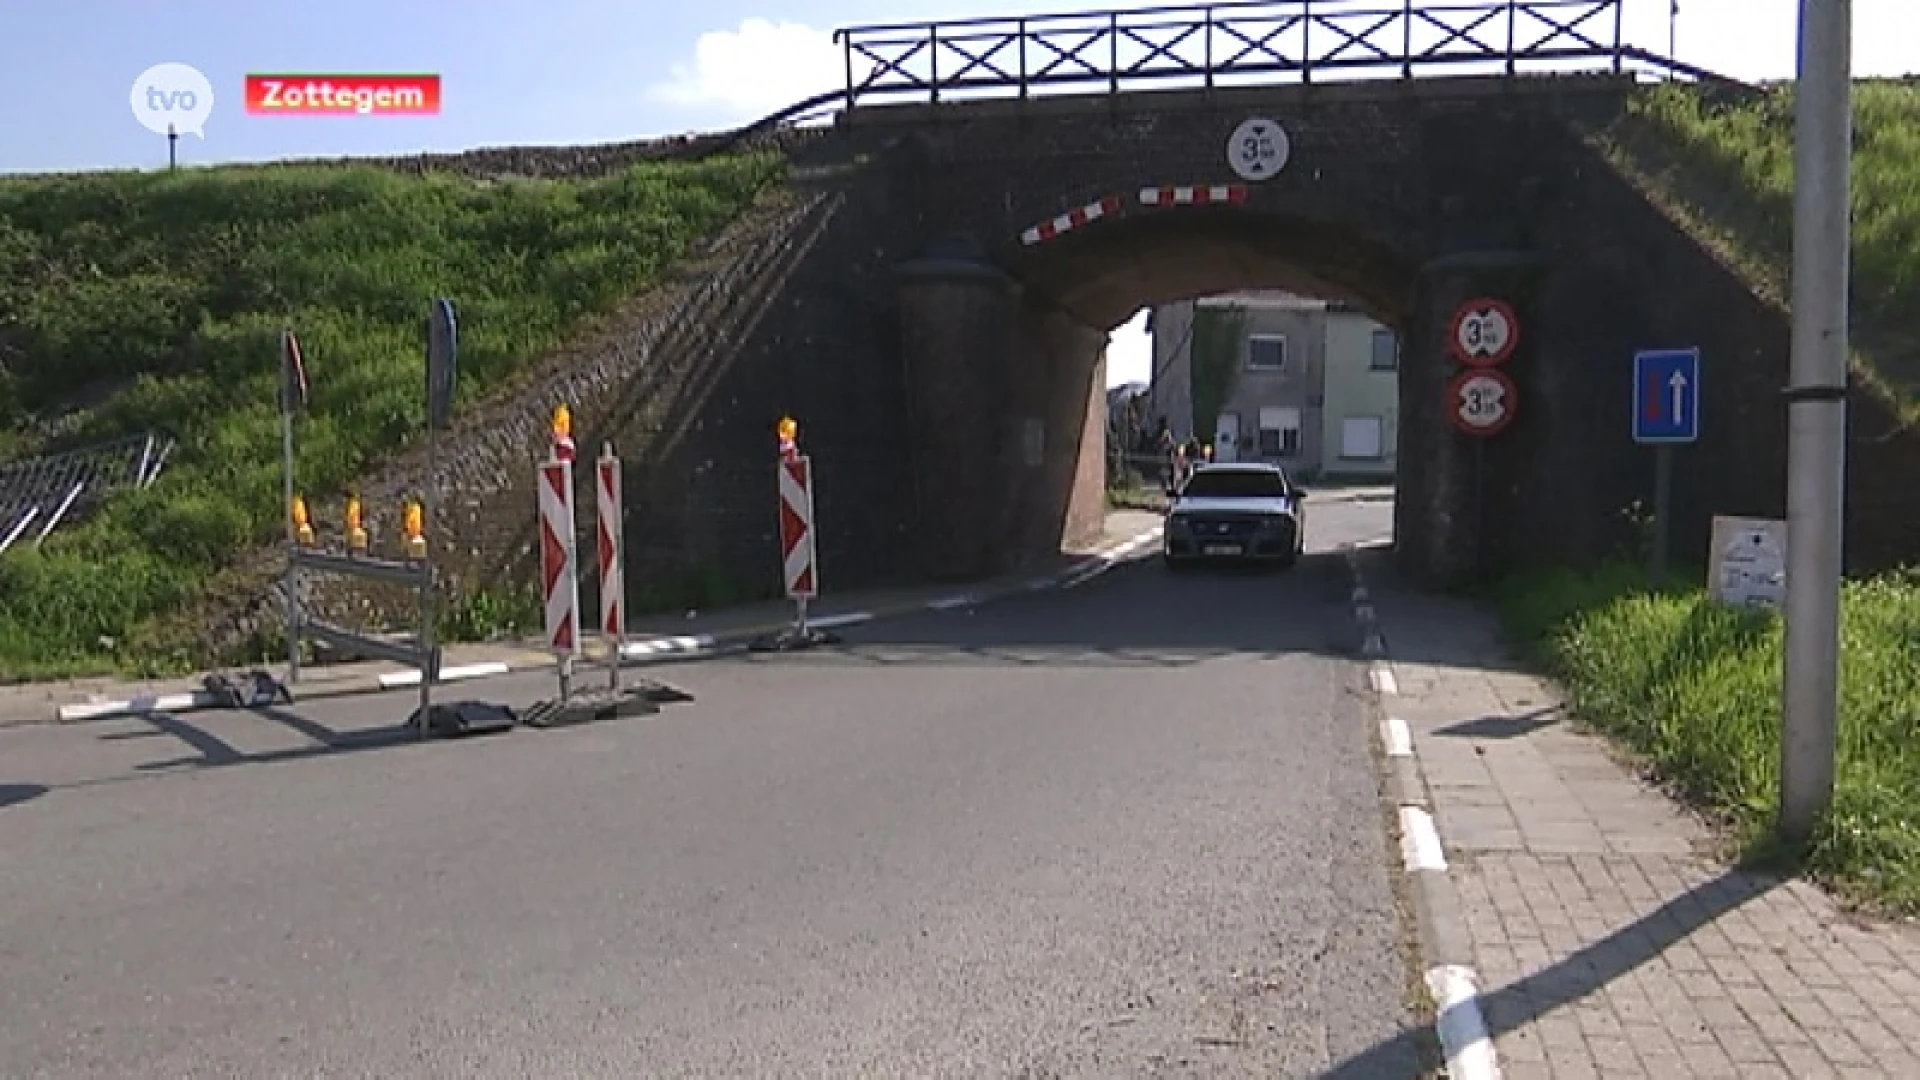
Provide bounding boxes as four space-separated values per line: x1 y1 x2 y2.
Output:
1138 184 1249 207
1020 194 1123 246
595 447 624 640
778 455 818 599
538 459 581 655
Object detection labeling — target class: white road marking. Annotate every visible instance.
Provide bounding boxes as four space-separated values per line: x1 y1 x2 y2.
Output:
1383 716 1413 757
1426 964 1501 1080
1369 662 1398 695
1398 806 1448 872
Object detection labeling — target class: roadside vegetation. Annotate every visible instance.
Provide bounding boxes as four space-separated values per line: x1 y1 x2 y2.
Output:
1497 566 1920 914
1491 80 1920 913
1603 78 1920 411
0 152 784 681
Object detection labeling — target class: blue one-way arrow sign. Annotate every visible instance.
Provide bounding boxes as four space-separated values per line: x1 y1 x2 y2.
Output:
1633 348 1701 443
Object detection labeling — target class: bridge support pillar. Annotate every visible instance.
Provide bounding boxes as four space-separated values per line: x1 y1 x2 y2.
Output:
1398 253 1539 589
895 238 1020 582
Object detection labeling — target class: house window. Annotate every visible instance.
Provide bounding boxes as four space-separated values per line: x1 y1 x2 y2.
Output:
1370 329 1399 371
1247 334 1287 371
1258 406 1302 457
1341 415 1385 459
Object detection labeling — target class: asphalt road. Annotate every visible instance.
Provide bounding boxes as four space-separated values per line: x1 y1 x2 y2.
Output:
0 498 1417 1077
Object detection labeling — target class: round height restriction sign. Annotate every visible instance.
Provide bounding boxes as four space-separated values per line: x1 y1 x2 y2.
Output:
1227 116 1290 182
1446 368 1519 437
1448 298 1520 367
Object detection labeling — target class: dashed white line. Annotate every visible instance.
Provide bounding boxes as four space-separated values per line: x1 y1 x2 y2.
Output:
928 594 977 611
1369 661 1398 695
1427 964 1500 1080
1398 806 1448 872
1383 715 1413 758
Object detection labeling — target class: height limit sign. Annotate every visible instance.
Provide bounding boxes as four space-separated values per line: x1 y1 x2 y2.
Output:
1448 298 1519 368
1227 116 1290 182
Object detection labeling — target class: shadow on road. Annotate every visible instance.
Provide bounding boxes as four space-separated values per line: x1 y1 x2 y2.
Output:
1321 868 1779 1077
1432 704 1563 740
736 548 1370 670
0 782 48 809
102 705 486 775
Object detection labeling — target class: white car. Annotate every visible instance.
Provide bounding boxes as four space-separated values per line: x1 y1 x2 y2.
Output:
1162 462 1307 570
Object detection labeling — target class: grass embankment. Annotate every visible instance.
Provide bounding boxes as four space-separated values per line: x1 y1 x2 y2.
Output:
0 152 784 681
1604 79 1920 411
1498 568 1920 914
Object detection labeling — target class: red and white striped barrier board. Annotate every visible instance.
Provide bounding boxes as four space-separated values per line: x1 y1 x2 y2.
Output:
1138 185 1249 207
778 455 818 599
595 448 624 639
1020 194 1123 246
538 459 581 655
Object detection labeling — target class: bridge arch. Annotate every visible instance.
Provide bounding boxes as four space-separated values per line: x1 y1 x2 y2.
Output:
1006 203 1420 331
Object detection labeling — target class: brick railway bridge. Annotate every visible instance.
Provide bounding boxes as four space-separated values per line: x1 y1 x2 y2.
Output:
740 0 1769 590
344 0 1919 632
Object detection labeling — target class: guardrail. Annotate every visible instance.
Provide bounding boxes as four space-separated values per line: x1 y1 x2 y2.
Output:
830 0 1722 107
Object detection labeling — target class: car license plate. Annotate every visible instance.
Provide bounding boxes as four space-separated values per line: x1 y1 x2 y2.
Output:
1203 543 1241 556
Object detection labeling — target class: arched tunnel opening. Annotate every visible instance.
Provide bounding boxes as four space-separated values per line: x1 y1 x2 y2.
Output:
895 206 1423 584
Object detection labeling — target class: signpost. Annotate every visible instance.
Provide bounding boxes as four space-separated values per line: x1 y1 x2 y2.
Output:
1632 347 1700 584
1226 116 1290 182
1447 298 1520 368
1780 0 1854 847
1445 368 1519 438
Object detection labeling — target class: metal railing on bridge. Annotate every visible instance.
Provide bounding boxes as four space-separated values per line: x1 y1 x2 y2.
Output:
830 0 1717 108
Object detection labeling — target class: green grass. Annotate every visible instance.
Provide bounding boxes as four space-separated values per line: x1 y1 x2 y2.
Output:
0 152 785 681
1605 79 1920 411
1497 565 1920 914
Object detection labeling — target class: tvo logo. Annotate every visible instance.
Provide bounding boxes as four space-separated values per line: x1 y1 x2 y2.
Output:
130 62 215 138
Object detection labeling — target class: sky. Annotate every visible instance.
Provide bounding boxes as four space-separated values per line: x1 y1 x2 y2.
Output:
4 0 1912 386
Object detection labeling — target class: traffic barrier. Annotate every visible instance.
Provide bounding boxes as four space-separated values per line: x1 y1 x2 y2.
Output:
751 416 836 653
595 442 626 691
537 457 581 658
280 302 470 738
779 453 818 603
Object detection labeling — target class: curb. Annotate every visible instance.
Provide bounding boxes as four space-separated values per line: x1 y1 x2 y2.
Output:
45 525 1166 725
1342 544 1500 1080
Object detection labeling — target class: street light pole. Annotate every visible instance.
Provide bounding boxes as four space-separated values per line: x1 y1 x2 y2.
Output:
1779 0 1852 845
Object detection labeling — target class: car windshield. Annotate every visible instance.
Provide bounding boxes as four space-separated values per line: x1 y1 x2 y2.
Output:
1181 468 1289 499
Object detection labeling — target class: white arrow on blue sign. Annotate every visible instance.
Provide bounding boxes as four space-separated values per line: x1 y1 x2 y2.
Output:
1633 348 1701 443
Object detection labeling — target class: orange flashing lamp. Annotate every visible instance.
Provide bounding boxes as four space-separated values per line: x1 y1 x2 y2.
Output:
291 495 315 546
345 496 368 555
403 500 426 560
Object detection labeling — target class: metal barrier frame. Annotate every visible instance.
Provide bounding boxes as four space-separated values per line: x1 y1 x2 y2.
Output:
281 302 457 736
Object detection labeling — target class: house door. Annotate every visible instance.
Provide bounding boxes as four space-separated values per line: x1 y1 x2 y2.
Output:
1213 412 1240 463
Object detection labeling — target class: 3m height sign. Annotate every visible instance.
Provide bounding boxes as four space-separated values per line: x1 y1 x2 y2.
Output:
1633 348 1701 443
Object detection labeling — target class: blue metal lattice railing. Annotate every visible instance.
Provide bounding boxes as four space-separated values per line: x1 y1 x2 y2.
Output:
831 0 1710 107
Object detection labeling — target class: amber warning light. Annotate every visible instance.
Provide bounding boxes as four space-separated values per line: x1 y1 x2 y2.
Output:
244 74 441 116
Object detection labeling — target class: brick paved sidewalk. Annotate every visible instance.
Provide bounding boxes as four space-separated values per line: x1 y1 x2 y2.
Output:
1363 551 1920 1079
